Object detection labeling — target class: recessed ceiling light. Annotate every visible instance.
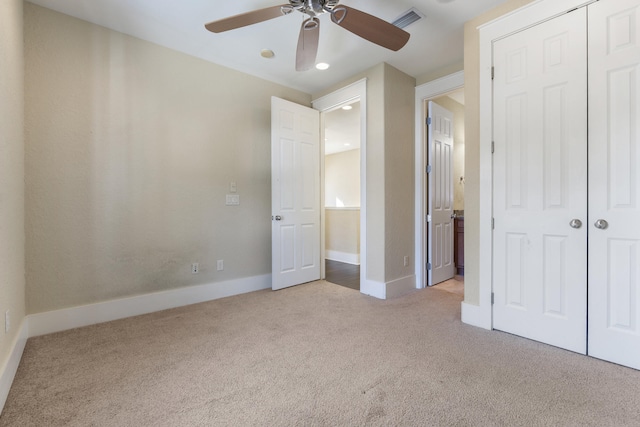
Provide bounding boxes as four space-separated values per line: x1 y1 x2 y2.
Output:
260 49 275 59
316 62 330 70
342 105 353 111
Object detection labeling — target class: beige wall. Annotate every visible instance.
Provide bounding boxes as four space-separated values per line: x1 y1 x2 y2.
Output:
24 4 310 313
433 96 465 211
463 0 536 305
383 64 416 281
314 63 415 285
325 209 360 258
0 0 26 375
324 149 361 265
325 149 360 208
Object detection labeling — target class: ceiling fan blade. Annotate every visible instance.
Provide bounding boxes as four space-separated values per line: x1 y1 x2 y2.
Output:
331 6 410 51
296 18 320 72
205 5 290 33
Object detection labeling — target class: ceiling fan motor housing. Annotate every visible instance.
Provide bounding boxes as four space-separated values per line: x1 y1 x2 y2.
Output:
289 0 340 17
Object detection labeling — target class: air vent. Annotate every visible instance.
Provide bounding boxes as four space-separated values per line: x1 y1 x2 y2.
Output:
392 8 425 29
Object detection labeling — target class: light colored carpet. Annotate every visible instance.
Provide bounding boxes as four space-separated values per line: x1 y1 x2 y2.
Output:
2 281 640 426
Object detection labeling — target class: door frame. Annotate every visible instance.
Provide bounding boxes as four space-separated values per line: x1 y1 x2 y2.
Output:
471 0 599 330
415 71 464 289
313 79 367 292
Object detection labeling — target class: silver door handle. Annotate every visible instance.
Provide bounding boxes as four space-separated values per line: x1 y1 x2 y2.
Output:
594 219 608 230
273 215 282 221
569 219 582 229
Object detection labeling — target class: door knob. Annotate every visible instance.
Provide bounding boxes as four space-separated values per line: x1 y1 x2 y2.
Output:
594 219 608 230
274 215 282 221
569 219 582 229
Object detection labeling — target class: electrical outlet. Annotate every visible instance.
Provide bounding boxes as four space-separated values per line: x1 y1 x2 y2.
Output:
217 260 224 271
225 195 240 206
5 310 9 334
191 263 199 274
404 256 410 267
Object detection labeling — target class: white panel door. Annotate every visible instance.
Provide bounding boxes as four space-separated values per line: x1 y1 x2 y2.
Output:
588 0 640 370
428 101 455 285
271 97 320 290
492 9 588 353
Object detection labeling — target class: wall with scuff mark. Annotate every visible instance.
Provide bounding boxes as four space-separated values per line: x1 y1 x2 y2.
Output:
24 4 310 313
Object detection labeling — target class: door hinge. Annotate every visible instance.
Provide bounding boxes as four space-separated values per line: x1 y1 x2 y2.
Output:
426 117 432 126
426 263 432 271
426 214 431 223
491 66 495 80
491 292 495 305
491 141 495 154
426 165 432 174
492 218 495 229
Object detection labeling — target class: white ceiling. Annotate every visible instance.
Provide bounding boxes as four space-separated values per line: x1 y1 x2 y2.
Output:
26 0 507 94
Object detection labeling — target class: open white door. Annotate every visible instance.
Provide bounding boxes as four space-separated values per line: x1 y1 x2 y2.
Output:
428 101 455 285
587 0 640 370
271 97 321 290
492 9 588 353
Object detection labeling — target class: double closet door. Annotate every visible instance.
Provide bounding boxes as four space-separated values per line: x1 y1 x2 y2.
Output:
492 0 640 370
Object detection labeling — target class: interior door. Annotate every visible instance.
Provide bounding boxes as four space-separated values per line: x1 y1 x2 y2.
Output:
492 9 588 353
271 97 321 290
428 101 455 285
587 0 640 370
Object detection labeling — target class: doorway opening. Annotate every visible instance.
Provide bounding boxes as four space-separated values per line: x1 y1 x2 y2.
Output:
415 72 465 294
430 91 465 295
312 79 367 294
323 101 361 291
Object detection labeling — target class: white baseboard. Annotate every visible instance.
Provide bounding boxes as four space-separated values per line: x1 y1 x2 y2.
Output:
360 275 416 300
0 319 28 416
360 279 386 299
385 275 417 299
325 250 360 265
461 301 492 330
28 274 272 338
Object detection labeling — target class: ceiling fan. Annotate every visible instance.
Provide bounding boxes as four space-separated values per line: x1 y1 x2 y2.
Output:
205 0 411 71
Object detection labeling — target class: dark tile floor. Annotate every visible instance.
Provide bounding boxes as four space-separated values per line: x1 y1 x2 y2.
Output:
325 259 360 291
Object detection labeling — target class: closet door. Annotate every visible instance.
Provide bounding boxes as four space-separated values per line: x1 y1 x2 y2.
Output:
588 0 640 370
492 9 588 353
